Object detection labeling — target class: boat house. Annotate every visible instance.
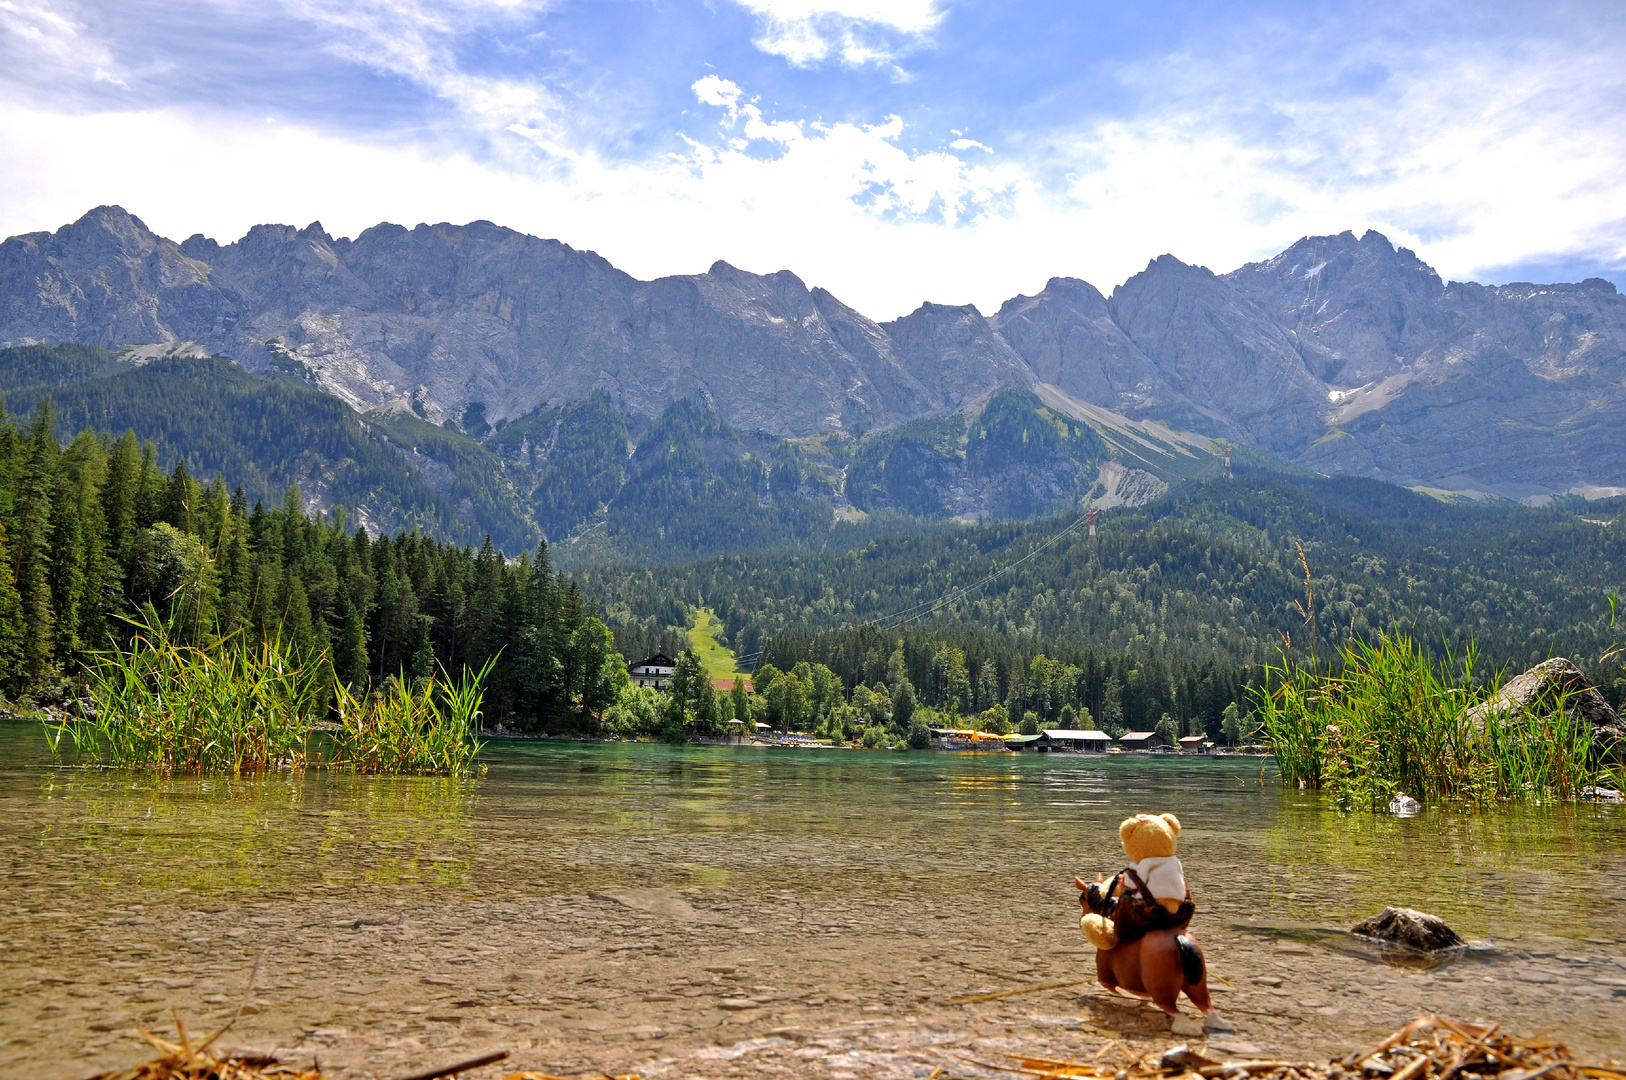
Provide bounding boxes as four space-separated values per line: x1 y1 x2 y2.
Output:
1039 729 1114 752
1118 731 1164 751
628 653 676 690
1177 735 1212 754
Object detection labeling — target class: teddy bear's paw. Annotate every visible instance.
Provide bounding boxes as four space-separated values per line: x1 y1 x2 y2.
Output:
1080 913 1118 950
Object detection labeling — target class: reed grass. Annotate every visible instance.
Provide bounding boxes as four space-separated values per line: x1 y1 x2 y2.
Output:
49 615 325 774
329 659 492 775
47 614 489 776
1255 634 1611 810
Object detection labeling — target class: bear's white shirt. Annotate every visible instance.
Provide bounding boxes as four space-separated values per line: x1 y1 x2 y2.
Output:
1130 855 1186 901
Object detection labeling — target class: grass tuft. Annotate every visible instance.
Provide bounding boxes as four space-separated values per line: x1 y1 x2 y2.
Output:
330 661 491 775
48 613 488 776
1255 634 1613 810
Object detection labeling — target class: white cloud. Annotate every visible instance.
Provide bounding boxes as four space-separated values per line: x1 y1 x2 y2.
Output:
731 0 942 67
275 0 573 156
2 9 1624 325
0 0 125 92
691 74 743 111
1052 31 1626 287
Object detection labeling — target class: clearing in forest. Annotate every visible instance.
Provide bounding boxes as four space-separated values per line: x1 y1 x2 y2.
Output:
688 609 751 685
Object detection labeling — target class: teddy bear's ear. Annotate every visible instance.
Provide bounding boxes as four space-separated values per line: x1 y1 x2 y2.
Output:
1118 817 1139 845
1160 813 1181 835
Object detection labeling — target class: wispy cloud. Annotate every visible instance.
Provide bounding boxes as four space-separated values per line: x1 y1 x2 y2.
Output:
0 0 125 96
731 0 941 69
0 0 1622 320
1054 13 1626 283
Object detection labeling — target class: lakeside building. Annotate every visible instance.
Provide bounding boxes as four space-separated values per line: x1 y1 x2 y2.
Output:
711 677 754 693
1118 731 1164 751
628 654 675 690
932 728 1013 750
1001 729 1115 752
1178 735 1214 754
1040 729 1114 752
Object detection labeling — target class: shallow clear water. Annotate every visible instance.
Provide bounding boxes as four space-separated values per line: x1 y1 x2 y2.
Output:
2 724 1623 1078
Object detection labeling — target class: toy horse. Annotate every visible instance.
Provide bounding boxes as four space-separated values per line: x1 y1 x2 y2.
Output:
1077 873 1228 1029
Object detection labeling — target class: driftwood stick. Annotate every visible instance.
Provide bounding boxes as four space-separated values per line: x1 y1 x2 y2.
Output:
396 1049 511 1080
1198 1063 1315 1077
945 979 1091 1005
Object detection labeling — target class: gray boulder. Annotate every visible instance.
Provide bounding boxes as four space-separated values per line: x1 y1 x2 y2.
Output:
1351 907 1464 952
1466 657 1626 761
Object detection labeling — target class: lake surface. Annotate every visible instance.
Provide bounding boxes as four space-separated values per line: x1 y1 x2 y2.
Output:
2 724 1622 1078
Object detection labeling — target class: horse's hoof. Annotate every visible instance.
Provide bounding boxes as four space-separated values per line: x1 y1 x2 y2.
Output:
1205 1012 1237 1033
1170 1014 1205 1036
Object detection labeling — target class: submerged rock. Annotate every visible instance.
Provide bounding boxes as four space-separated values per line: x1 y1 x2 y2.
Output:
1579 785 1625 804
1465 658 1626 761
1352 907 1465 952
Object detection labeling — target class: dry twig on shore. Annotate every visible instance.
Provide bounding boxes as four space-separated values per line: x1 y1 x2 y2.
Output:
1010 1015 1625 1080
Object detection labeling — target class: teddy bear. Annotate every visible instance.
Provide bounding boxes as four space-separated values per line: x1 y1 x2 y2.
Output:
1076 812 1195 951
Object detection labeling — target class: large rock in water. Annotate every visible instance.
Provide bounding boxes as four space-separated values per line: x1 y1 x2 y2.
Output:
1465 658 1626 761
1352 907 1465 952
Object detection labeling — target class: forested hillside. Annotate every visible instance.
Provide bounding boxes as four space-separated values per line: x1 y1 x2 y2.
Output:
0 346 523 549
581 472 1626 740
0 401 623 731
1 346 1216 570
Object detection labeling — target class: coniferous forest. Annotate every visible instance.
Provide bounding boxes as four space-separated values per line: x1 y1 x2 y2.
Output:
0 399 624 732
4 342 1626 748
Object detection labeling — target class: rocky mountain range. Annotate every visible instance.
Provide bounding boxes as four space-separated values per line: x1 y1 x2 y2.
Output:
3 207 1624 501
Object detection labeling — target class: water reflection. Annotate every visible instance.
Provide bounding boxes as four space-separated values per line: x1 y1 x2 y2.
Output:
1261 795 1624 940
14 737 477 897
3 725 1623 947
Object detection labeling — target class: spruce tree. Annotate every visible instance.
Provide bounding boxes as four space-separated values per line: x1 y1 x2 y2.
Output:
16 401 58 685
0 519 28 697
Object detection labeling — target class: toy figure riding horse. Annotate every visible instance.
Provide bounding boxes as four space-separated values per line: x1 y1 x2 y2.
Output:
1076 813 1230 1031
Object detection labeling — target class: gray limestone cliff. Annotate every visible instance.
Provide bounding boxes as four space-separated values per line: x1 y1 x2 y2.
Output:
4 208 1626 499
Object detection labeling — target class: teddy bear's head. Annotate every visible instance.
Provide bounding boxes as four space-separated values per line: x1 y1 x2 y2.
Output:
1118 812 1181 862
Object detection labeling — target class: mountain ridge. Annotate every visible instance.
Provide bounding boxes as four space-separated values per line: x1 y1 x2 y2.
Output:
3 207 1624 500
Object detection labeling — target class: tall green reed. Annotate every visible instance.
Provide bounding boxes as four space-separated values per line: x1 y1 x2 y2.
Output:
48 613 491 776
329 659 492 776
52 613 325 774
1254 634 1609 810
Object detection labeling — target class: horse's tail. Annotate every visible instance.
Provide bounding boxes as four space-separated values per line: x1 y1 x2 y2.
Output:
1176 934 1205 986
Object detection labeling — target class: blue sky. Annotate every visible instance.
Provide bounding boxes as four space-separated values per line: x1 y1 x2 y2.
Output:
2 0 1623 317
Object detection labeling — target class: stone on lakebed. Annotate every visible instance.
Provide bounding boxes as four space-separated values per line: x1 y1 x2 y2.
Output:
1352 907 1465 952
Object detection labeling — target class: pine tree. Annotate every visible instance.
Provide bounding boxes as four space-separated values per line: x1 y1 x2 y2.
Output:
15 401 58 686
0 519 29 697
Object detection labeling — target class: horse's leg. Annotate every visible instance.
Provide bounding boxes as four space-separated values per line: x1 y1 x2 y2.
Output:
1171 932 1234 1031
1094 946 1121 992
1138 931 1185 1015
1176 933 1213 1011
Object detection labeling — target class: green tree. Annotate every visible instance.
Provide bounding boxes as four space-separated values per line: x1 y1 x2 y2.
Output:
1100 676 1126 738
15 401 59 685
1155 713 1180 747
567 618 621 719
0 519 28 695
852 683 890 725
890 678 916 731
765 671 808 731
